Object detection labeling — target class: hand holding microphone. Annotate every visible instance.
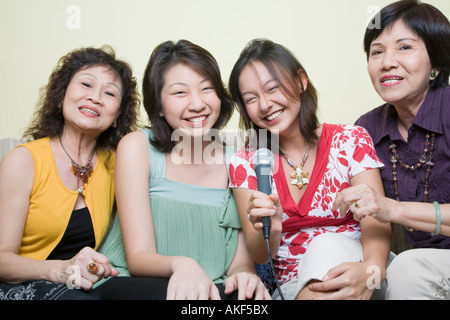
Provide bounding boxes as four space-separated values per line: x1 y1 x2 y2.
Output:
252 148 277 240
252 148 286 299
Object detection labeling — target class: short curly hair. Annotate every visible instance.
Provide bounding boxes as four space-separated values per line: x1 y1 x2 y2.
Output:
24 45 140 151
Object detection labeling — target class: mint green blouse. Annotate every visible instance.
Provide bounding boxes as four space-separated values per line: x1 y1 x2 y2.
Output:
97 129 241 286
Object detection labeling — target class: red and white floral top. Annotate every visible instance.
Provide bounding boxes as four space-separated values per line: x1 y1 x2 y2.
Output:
228 124 384 285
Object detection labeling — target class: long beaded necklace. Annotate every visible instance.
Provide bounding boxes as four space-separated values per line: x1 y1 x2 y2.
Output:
280 142 310 190
389 132 435 231
59 135 95 196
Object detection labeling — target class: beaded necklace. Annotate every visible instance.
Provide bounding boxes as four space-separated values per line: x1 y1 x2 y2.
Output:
389 132 435 202
390 132 435 232
59 135 95 196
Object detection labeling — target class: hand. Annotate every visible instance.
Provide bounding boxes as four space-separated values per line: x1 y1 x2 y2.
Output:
224 272 272 300
167 257 220 300
307 262 375 300
247 191 283 234
333 183 395 223
60 247 119 291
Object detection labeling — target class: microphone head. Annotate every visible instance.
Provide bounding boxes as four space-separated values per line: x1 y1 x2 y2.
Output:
253 148 274 174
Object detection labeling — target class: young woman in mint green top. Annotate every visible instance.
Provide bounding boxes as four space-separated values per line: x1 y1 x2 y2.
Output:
98 40 270 300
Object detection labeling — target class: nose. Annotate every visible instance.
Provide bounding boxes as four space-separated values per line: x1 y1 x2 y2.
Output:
259 94 273 112
188 92 206 112
89 88 103 105
381 49 399 71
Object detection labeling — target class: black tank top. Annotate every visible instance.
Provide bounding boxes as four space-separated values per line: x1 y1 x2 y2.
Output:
46 207 95 260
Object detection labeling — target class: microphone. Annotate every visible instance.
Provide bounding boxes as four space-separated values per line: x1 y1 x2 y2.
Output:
253 148 275 240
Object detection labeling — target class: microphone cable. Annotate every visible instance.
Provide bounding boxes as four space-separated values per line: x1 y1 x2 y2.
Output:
264 236 285 300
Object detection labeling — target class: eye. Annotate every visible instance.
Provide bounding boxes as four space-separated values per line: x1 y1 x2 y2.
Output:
244 97 256 104
268 85 279 93
105 91 116 97
400 45 412 51
370 50 382 57
202 86 214 93
81 82 92 88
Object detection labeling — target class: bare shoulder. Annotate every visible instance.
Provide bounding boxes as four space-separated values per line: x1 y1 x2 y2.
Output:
0 146 34 203
116 131 151 174
0 146 34 177
118 130 148 149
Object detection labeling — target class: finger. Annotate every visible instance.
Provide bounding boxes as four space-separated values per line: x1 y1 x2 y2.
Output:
251 197 276 211
224 276 236 295
87 252 116 278
332 192 344 211
166 282 176 300
210 284 221 300
249 207 276 220
237 276 249 300
244 277 258 300
309 277 343 293
324 263 351 281
79 276 95 291
268 193 280 205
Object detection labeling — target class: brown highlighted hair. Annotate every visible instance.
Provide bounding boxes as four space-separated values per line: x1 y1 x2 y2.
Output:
228 38 319 147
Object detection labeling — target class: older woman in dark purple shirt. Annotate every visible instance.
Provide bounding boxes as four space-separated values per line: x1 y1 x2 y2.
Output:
333 1 450 299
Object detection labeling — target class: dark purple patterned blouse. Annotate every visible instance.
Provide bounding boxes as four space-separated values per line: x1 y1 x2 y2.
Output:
356 86 450 249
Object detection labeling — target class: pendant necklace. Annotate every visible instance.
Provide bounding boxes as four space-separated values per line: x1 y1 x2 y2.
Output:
59 135 95 196
280 142 310 190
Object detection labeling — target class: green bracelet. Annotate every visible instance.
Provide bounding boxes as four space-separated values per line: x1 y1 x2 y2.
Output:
432 201 441 236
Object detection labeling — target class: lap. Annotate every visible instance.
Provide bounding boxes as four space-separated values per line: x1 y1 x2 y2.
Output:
0 280 100 300
386 248 450 300
95 277 240 300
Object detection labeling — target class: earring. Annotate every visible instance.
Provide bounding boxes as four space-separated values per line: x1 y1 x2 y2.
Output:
430 71 436 79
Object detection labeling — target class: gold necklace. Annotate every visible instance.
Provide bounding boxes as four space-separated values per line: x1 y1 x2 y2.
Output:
280 142 310 190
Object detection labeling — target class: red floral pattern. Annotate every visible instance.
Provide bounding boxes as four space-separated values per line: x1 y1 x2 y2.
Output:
229 124 383 285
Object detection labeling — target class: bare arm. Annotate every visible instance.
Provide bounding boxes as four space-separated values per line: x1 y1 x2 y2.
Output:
309 169 391 299
115 131 176 277
352 170 391 280
0 147 117 290
0 147 59 283
334 174 450 237
115 131 218 299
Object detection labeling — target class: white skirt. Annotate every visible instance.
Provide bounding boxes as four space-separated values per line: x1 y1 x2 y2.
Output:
272 232 389 300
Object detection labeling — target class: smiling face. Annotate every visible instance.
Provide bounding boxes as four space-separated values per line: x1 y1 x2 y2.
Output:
62 64 122 135
367 19 435 110
238 61 305 136
160 63 221 137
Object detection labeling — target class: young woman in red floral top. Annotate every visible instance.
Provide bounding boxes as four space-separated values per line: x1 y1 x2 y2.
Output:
228 39 391 300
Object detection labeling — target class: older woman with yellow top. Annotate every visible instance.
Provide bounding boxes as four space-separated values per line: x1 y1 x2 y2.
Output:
0 46 139 300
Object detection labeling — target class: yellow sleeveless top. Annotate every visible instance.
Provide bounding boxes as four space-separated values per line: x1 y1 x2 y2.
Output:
18 137 115 260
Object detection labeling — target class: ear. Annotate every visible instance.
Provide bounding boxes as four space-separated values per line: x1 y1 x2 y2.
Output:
430 68 440 80
297 69 308 92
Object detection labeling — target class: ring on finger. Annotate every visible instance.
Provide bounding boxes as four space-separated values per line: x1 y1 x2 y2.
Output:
87 260 100 274
247 213 251 220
